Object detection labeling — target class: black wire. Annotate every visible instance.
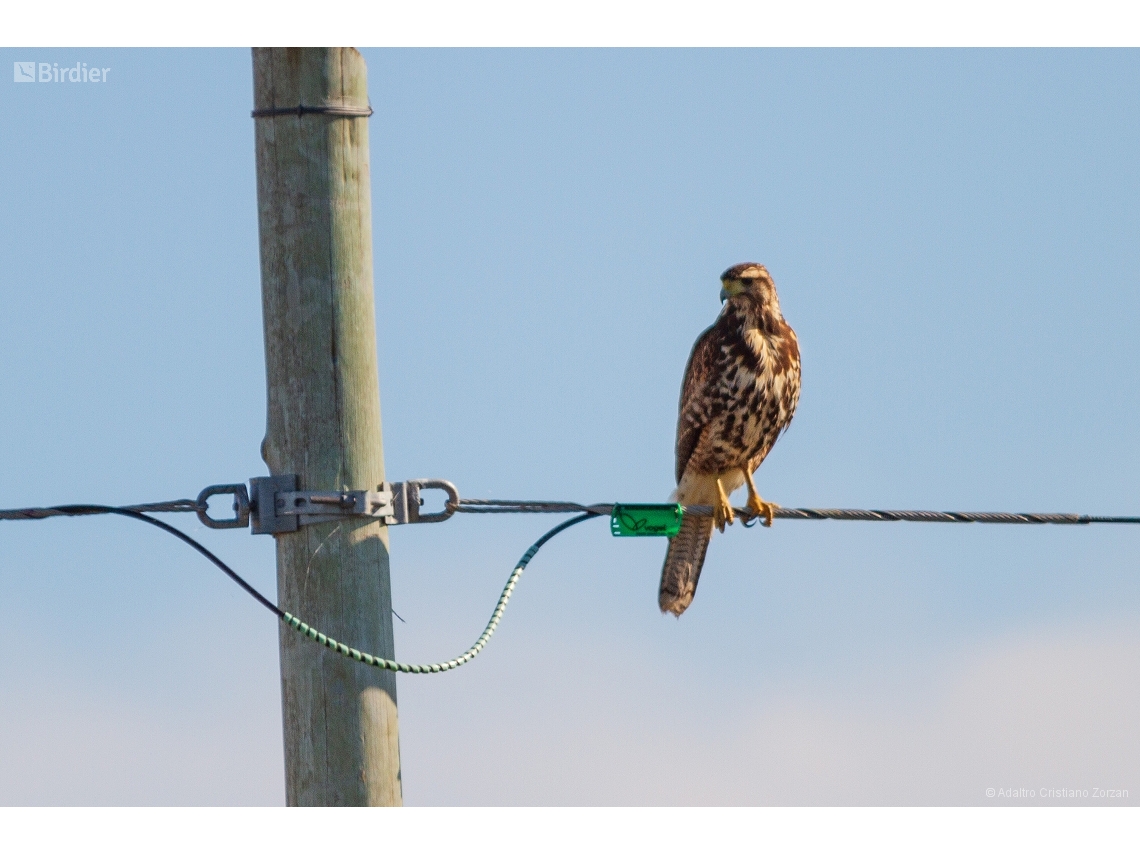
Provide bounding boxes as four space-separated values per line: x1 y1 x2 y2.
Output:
47 505 285 619
526 511 601 552
37 505 604 625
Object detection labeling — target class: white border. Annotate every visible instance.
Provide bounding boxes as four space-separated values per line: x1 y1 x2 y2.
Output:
2 806 1138 854
2 1 1139 48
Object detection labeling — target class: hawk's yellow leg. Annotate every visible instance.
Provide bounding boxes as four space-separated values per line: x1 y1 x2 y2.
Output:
714 477 735 532
742 467 777 527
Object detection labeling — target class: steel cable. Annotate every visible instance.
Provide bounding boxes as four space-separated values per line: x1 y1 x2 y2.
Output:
453 499 1140 526
4 492 1139 675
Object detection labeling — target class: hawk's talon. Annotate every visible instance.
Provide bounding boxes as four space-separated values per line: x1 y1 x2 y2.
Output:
743 474 778 527
765 505 777 526
746 495 778 527
714 478 735 532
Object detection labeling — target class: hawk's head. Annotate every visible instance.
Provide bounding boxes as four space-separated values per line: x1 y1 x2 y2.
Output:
720 263 778 309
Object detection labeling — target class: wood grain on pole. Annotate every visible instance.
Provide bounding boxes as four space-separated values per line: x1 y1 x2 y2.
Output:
252 47 401 806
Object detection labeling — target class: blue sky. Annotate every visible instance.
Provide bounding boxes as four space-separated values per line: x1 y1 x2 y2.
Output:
0 48 1138 805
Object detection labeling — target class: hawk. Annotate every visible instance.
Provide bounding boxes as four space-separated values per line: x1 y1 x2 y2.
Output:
658 263 801 616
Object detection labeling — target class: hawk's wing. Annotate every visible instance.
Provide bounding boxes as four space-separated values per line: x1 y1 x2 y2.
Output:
675 323 723 484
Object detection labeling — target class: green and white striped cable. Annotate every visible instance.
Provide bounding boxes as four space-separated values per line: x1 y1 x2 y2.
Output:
281 512 597 673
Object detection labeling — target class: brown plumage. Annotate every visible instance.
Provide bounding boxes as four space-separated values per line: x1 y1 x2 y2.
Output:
658 263 801 616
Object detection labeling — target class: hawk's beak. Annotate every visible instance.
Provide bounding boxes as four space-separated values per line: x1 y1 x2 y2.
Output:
720 279 745 302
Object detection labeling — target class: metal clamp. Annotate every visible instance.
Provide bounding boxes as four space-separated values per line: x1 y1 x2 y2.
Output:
249 474 298 534
197 483 251 529
276 485 394 526
237 475 459 535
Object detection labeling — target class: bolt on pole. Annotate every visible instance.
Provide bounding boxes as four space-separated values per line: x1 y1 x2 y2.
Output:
252 47 401 806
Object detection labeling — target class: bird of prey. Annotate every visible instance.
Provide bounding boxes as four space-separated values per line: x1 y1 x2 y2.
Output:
658 263 801 616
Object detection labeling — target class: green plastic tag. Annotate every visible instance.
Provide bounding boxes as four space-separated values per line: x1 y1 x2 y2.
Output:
610 503 684 537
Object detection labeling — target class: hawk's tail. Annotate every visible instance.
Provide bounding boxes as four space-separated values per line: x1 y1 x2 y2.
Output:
658 512 715 616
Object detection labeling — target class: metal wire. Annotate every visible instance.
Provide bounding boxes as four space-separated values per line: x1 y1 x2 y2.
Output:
767 508 1140 525
251 104 374 119
0 498 204 521
6 496 1137 526
455 499 614 515
454 499 1140 526
6 504 284 616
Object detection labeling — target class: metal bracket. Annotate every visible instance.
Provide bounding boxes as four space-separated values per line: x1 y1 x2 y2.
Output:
276 485 395 526
249 474 299 535
192 475 461 535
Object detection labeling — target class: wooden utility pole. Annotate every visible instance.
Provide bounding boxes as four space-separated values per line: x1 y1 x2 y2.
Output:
252 47 401 806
